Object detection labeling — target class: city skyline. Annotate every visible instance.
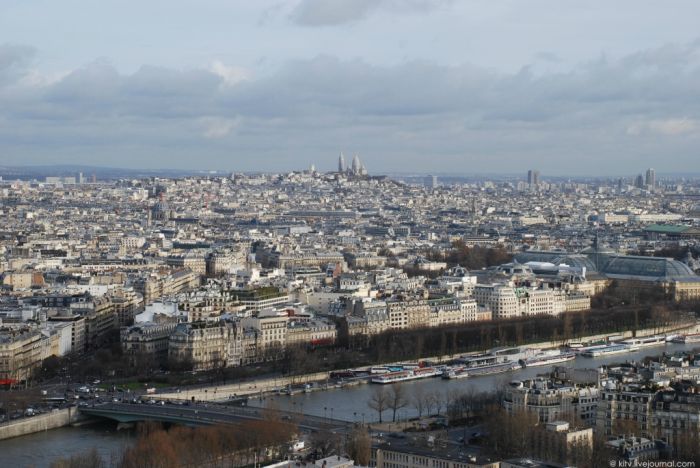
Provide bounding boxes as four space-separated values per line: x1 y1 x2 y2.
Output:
1 1 700 174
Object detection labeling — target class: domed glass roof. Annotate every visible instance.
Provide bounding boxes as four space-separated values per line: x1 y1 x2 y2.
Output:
514 252 596 272
600 255 696 280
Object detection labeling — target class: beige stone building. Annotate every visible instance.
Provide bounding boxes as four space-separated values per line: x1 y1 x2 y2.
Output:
168 322 232 371
0 328 44 382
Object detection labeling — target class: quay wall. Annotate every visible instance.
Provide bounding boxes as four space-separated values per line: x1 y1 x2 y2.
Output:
0 407 84 441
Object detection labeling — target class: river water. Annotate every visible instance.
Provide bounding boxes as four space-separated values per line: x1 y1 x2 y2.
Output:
0 421 133 468
2 342 697 467
247 342 699 422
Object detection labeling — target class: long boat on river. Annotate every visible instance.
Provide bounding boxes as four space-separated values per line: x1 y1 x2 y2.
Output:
619 335 667 350
370 367 443 384
519 350 576 368
580 343 630 357
442 353 521 379
671 333 700 344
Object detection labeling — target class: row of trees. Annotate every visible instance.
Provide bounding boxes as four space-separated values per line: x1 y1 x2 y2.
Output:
367 384 505 424
352 304 689 365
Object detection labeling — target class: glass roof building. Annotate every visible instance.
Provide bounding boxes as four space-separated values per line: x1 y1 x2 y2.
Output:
515 251 697 282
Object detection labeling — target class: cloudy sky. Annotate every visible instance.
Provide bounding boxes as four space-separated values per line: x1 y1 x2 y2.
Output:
1 0 700 175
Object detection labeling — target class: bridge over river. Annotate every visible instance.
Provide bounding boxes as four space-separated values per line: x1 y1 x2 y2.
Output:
79 401 352 432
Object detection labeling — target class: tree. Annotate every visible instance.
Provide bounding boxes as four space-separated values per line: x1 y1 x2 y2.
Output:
412 387 425 418
346 427 372 465
50 448 104 468
367 386 388 423
387 384 409 422
562 313 573 341
310 430 343 458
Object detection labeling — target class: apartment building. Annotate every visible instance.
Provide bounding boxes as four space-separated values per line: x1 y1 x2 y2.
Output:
121 322 178 366
0 328 44 382
168 322 232 371
504 378 600 424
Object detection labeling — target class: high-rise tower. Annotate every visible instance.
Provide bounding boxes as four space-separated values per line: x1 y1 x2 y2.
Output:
527 169 540 188
645 168 656 190
338 152 346 172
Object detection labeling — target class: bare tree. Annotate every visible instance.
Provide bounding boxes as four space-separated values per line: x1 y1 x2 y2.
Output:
367 386 388 423
346 427 372 465
412 387 425 418
388 384 409 422
50 448 105 468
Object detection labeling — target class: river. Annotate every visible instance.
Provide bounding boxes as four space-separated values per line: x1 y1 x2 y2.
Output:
247 342 700 422
0 421 133 468
1 342 697 467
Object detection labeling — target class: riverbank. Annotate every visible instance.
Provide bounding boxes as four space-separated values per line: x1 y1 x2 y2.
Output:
157 320 699 402
0 407 87 441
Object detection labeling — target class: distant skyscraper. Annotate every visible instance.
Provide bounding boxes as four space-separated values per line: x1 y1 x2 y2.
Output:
645 168 656 189
338 152 346 172
424 175 438 189
527 169 540 188
634 174 644 188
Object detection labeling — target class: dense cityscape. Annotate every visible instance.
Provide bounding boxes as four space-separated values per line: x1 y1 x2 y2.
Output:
4 1 700 467
1 160 700 467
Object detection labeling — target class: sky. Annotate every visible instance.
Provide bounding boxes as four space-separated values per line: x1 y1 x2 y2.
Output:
1 0 700 175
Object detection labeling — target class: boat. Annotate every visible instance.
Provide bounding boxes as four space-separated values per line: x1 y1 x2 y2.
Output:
619 335 667 350
442 361 520 379
370 367 442 384
671 333 700 344
520 351 576 368
581 344 630 357
490 346 538 362
441 366 470 379
442 353 521 379
565 343 585 353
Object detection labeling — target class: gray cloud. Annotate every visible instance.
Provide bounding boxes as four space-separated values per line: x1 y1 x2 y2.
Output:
1 41 699 174
0 44 35 85
290 0 453 27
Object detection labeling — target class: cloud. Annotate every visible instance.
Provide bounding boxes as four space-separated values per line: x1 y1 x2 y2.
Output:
200 117 241 139
209 61 251 87
290 0 453 27
291 0 377 26
0 43 35 85
627 118 700 136
2 40 700 173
